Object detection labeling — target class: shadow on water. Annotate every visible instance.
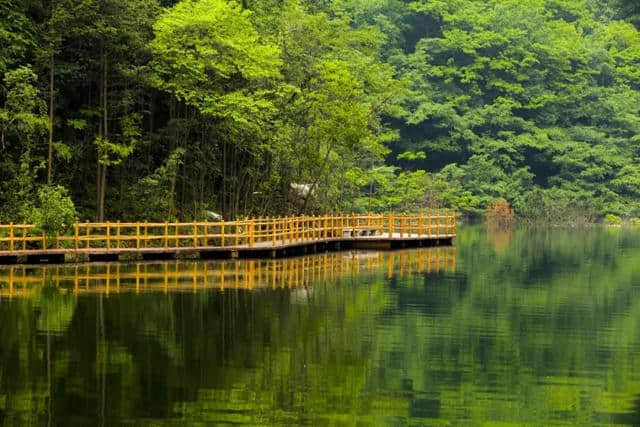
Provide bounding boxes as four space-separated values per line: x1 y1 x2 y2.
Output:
1 226 640 425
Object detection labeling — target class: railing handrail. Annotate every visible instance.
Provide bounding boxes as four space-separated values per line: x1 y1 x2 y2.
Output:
0 214 456 253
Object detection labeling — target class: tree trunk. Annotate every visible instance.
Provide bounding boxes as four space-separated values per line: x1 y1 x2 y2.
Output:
98 49 108 222
96 53 103 221
47 53 55 185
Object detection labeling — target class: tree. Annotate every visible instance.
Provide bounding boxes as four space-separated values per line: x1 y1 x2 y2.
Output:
0 66 48 220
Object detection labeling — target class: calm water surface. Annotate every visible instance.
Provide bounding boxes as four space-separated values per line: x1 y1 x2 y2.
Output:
1 226 640 425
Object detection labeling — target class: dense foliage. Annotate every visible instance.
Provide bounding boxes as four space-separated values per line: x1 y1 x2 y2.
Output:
1 0 639 221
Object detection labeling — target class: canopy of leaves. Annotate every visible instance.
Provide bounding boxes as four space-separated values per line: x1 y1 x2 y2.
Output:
1 0 639 221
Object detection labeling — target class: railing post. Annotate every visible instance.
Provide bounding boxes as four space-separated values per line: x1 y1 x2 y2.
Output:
272 217 277 247
164 221 169 248
86 221 90 249
221 220 225 247
144 221 148 248
175 221 179 247
9 223 13 252
419 214 423 238
106 221 111 250
294 217 298 242
249 219 255 248
193 222 198 247
116 220 121 249
74 222 78 250
388 214 394 237
352 213 357 237
324 215 328 239
136 223 140 249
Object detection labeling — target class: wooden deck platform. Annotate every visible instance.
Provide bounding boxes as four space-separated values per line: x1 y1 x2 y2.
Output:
0 214 456 264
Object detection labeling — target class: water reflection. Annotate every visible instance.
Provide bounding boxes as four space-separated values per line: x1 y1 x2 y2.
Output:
2 227 640 425
0 248 456 298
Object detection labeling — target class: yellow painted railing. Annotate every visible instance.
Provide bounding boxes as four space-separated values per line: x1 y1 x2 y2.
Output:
0 248 457 298
0 214 456 253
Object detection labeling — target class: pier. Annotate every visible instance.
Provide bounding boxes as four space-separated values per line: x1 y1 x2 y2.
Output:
0 214 456 264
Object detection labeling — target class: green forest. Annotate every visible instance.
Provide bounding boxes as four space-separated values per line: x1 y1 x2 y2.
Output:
1 0 640 223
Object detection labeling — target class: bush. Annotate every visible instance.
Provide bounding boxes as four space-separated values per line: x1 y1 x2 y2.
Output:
27 185 77 242
604 214 623 225
485 198 515 228
516 188 597 226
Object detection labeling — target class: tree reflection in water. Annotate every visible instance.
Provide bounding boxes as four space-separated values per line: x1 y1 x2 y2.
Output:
0 229 639 425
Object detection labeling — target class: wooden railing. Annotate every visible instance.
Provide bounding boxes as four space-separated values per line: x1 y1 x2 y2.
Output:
0 214 456 253
0 248 457 298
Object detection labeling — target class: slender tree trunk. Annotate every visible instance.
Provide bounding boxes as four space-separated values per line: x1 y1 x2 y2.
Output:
301 144 332 213
222 139 227 218
96 48 103 221
167 99 175 219
48 54 55 185
98 49 108 221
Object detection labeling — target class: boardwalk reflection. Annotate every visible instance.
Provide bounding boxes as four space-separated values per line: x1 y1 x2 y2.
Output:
0 248 456 298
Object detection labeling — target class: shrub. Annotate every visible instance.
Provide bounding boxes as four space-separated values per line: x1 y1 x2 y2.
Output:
27 185 77 243
485 198 515 228
604 214 623 225
516 188 597 226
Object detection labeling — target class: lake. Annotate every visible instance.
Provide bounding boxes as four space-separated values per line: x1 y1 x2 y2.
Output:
1 225 640 425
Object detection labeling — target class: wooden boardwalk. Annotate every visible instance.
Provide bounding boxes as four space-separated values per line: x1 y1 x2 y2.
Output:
0 214 456 264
